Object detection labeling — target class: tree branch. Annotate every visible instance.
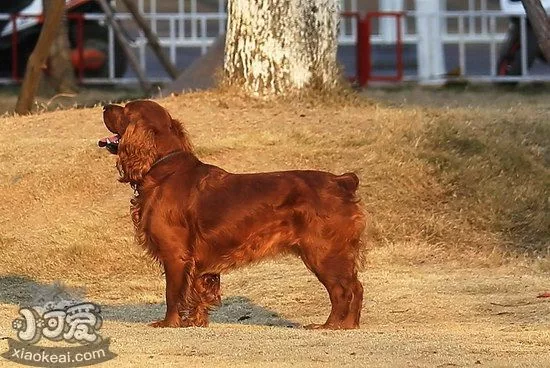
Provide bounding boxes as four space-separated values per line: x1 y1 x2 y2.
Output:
520 0 550 62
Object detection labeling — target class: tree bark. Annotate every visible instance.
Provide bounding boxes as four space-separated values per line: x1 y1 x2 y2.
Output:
15 0 66 115
520 0 550 62
224 0 340 96
44 0 78 93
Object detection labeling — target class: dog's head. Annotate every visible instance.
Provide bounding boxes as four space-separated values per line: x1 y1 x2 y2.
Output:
99 100 193 183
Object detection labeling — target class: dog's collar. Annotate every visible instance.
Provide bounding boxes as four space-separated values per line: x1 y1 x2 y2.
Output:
149 150 184 172
130 150 183 195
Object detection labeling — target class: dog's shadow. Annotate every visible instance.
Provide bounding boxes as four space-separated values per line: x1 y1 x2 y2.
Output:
0 275 298 328
102 296 298 328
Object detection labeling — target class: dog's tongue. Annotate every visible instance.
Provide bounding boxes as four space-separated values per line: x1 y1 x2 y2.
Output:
98 134 119 147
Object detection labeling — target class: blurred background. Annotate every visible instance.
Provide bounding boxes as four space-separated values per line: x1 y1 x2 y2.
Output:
0 0 549 88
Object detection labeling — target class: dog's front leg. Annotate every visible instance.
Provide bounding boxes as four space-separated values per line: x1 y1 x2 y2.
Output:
150 257 193 328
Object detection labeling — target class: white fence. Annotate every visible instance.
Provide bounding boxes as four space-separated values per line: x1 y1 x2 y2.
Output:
109 0 359 84
372 10 550 83
0 0 548 84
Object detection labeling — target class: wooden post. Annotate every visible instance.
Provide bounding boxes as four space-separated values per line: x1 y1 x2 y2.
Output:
15 0 65 115
520 0 550 62
45 0 78 93
95 0 152 93
119 0 179 79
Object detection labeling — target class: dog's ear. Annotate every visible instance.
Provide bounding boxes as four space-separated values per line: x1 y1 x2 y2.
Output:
117 121 157 183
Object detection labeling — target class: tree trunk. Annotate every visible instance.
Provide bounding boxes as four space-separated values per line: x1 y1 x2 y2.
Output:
44 0 78 93
224 0 340 96
520 0 550 63
15 0 66 115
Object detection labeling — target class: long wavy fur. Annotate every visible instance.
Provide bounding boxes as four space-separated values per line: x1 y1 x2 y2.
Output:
118 121 158 184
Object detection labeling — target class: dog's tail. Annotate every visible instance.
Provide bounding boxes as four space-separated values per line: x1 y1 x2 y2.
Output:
335 172 359 193
335 172 369 271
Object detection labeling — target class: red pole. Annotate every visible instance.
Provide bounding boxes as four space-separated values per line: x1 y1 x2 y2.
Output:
364 14 372 85
76 14 84 81
396 13 404 81
356 15 370 87
355 16 363 85
11 14 19 81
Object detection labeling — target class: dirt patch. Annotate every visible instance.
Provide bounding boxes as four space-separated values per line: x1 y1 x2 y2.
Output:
0 263 548 367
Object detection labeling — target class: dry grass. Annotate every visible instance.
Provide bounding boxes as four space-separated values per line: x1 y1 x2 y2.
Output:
0 87 548 367
0 86 143 116
0 88 548 279
369 86 549 256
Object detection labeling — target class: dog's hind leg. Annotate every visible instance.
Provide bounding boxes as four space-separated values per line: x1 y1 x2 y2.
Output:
300 240 363 330
180 274 221 327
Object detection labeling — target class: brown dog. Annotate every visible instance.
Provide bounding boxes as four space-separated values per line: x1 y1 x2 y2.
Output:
99 100 366 329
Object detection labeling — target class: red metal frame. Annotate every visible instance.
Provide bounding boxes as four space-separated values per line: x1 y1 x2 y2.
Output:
364 11 404 84
9 13 85 82
342 11 405 87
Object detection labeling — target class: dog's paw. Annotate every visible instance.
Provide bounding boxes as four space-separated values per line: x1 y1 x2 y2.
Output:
304 322 358 330
304 323 326 330
148 317 182 328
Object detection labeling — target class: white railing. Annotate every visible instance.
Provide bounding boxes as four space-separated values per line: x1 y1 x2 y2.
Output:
370 10 550 82
0 1 549 84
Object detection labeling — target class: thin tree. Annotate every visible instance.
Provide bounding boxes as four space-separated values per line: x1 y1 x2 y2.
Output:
224 0 340 96
45 0 78 93
15 0 66 115
520 0 550 62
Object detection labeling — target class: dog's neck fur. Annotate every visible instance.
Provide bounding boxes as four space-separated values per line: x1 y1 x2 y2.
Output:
130 150 198 195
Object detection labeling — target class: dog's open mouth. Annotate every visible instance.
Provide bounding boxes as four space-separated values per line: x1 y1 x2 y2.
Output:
98 134 120 154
